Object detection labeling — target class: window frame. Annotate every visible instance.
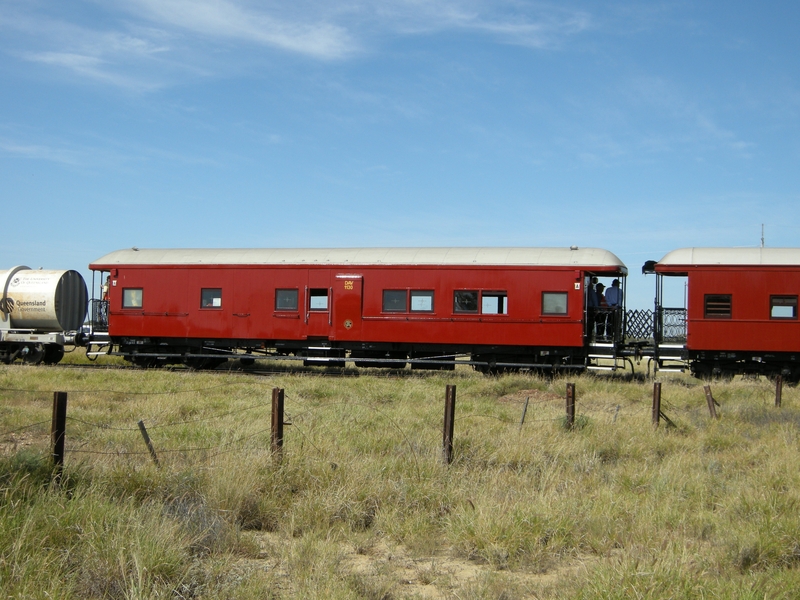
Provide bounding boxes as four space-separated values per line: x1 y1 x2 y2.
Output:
382 290 408 313
770 295 798 320
704 294 732 319
453 290 479 314
309 288 329 311
410 290 435 313
481 291 508 315
200 288 223 309
380 289 436 314
275 288 299 312
541 291 568 315
122 288 143 309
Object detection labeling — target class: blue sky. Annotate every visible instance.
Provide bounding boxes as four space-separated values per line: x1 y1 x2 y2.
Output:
2 1 799 308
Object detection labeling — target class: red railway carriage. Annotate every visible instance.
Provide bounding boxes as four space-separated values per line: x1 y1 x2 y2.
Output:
89 247 627 371
649 247 800 379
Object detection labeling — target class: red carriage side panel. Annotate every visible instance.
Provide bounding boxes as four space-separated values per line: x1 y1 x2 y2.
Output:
685 266 800 353
183 268 235 339
91 247 628 367
336 265 587 348
109 266 189 338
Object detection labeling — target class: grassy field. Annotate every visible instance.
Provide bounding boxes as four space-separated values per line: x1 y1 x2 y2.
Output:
2 357 800 599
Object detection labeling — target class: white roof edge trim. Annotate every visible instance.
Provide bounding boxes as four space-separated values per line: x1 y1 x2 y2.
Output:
91 247 628 271
659 247 800 266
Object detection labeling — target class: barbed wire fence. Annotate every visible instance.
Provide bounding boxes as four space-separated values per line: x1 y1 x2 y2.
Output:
0 375 791 480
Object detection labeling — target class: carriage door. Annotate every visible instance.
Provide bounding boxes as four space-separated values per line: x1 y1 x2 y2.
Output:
232 269 256 339
332 274 363 341
305 270 332 339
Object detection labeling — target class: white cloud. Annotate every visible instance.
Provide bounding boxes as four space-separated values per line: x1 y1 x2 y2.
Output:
22 51 162 90
0 10 175 89
0 128 222 168
118 0 591 57
120 0 358 59
0 138 81 165
369 0 592 48
1 1 593 89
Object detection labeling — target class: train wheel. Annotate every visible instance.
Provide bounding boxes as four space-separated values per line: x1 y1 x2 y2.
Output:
21 344 44 365
42 344 65 365
690 363 712 380
472 354 497 375
711 367 734 382
205 357 229 370
131 356 159 368
780 369 800 386
183 357 205 370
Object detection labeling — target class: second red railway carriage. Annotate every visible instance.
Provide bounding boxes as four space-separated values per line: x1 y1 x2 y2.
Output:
89 247 628 371
648 247 800 380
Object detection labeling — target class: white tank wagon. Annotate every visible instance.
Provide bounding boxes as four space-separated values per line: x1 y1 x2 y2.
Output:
0 266 88 364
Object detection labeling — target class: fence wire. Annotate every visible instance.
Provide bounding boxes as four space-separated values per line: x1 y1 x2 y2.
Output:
0 379 793 469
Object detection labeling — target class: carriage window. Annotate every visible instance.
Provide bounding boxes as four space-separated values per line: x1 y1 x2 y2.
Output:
382 290 407 312
201 288 222 308
482 292 508 315
309 289 329 311
771 296 797 319
454 291 478 313
122 288 143 308
542 292 567 315
410 290 434 312
704 294 731 319
275 289 299 311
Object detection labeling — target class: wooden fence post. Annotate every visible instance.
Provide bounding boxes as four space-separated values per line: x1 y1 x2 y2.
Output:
51 391 67 483
775 375 783 408
443 385 456 465
565 383 575 429
518 397 529 431
704 385 719 419
137 420 160 467
652 382 661 428
271 388 285 462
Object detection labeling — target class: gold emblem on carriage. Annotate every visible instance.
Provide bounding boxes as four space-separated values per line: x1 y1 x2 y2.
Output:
344 280 354 290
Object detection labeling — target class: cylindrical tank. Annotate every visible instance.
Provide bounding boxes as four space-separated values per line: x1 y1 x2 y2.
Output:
1 267 88 331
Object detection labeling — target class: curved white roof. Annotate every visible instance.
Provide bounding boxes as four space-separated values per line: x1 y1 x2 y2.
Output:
91 247 627 272
659 247 800 266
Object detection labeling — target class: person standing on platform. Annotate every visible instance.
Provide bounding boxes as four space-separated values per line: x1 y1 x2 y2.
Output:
587 277 599 340
604 279 622 340
595 282 607 339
